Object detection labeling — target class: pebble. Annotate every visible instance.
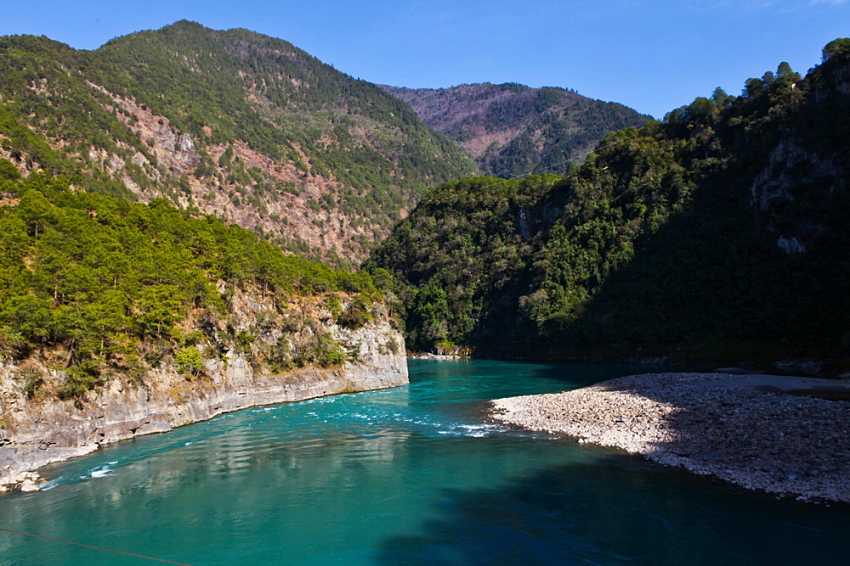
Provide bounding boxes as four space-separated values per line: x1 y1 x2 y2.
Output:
491 372 850 503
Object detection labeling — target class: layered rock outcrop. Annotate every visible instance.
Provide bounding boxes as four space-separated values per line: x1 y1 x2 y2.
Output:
0 318 407 491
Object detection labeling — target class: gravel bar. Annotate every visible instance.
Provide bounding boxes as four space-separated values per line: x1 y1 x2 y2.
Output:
491 373 850 503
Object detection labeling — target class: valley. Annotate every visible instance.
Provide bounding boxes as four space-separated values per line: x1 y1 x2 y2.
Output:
0 13 848 566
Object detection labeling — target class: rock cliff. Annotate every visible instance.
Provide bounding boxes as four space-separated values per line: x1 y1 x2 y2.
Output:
0 316 407 491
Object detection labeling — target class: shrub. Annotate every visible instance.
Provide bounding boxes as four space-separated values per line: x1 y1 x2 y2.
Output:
316 335 347 367
324 295 342 320
293 332 346 368
823 38 850 62
0 159 20 181
18 367 45 399
385 337 400 355
235 331 255 354
268 336 293 372
58 360 102 399
175 346 203 377
436 339 457 356
337 297 373 330
0 327 27 359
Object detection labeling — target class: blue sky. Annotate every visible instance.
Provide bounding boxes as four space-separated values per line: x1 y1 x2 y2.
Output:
2 1 848 117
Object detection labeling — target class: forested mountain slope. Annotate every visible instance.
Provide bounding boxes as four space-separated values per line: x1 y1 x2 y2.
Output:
383 83 648 177
0 21 477 262
0 164 393 401
371 39 850 363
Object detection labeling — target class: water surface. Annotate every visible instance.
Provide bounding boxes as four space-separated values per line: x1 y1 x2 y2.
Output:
0 360 846 565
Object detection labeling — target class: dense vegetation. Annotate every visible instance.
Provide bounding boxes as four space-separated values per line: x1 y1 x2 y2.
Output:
367 175 558 353
384 83 648 177
0 21 477 262
372 40 850 363
0 166 379 398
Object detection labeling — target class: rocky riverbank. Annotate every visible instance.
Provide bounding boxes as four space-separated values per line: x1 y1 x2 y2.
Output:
492 372 850 503
0 320 408 493
407 352 467 361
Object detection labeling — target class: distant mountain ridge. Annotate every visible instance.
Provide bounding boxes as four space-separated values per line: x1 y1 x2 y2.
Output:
0 20 477 262
382 82 649 177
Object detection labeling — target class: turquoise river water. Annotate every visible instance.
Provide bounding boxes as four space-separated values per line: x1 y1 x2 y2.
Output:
0 360 847 565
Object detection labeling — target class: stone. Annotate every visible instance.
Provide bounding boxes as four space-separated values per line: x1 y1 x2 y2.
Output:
492 372 850 503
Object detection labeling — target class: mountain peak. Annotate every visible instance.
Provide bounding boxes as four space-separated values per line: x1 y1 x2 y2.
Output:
0 24 477 262
164 19 207 30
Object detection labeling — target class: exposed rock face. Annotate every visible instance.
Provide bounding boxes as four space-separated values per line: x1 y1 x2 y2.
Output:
751 140 837 212
0 23 478 263
750 139 841 254
86 82 376 262
0 319 407 491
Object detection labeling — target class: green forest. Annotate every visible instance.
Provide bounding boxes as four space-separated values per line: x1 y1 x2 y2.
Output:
371 39 850 363
0 165 379 398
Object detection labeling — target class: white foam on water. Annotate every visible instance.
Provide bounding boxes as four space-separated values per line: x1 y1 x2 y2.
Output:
459 424 505 433
435 423 508 438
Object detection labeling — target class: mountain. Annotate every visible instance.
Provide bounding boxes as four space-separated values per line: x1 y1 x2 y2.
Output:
382 83 649 177
370 39 850 364
0 21 477 263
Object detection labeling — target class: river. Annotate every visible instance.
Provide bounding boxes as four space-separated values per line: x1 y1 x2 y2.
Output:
0 360 845 565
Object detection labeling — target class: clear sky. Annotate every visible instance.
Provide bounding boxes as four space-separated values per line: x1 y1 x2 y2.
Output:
2 0 848 117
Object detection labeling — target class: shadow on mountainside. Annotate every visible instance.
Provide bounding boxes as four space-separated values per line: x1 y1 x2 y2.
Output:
532 154 850 365
374 453 848 566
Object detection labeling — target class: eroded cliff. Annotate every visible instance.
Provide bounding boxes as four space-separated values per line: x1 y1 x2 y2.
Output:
0 306 407 491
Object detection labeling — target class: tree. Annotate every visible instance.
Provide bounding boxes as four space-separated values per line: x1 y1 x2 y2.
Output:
134 285 184 338
776 61 795 80
744 78 765 98
18 190 56 238
0 159 20 181
823 38 850 62
175 346 203 377
711 87 731 108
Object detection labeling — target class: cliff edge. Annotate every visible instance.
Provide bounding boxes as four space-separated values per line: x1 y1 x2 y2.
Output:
0 307 407 492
